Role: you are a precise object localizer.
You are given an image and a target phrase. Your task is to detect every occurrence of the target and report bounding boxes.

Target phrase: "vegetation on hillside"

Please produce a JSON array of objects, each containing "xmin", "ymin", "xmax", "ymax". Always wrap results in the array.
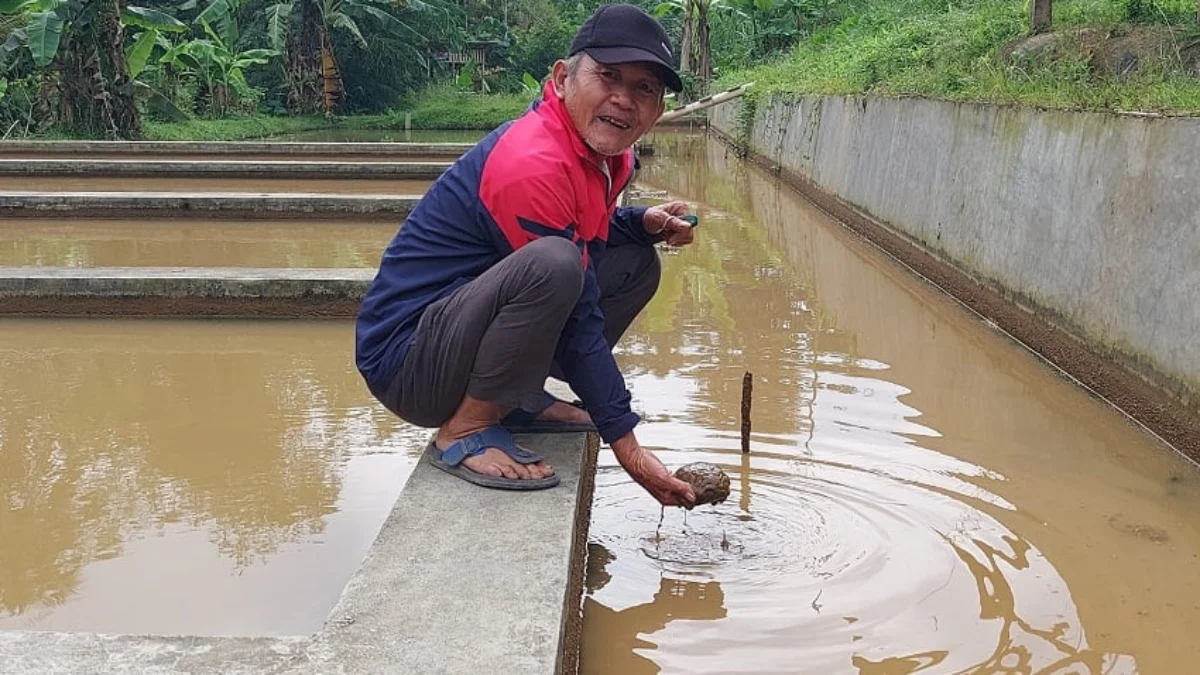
[
  {"xmin": 0, "ymin": 0, "xmax": 628, "ymax": 138},
  {"xmin": 719, "ymin": 0, "xmax": 1200, "ymax": 114},
  {"xmin": 1, "ymin": 0, "xmax": 1198, "ymax": 140}
]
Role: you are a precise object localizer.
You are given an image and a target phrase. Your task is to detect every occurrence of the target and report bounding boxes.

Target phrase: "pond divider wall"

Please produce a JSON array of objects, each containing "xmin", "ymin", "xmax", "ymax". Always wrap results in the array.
[{"xmin": 710, "ymin": 95, "xmax": 1200, "ymax": 458}]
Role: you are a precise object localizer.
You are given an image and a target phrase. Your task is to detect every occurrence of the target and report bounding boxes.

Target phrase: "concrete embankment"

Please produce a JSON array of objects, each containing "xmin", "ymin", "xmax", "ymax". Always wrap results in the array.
[
  {"xmin": 0, "ymin": 159, "xmax": 453, "ymax": 179},
  {"xmin": 0, "ymin": 432, "xmax": 598, "ymax": 675},
  {"xmin": 710, "ymin": 95, "xmax": 1200, "ymax": 456},
  {"xmin": 0, "ymin": 192, "xmax": 419, "ymax": 220},
  {"xmin": 0, "ymin": 267, "xmax": 372, "ymax": 317},
  {"xmin": 0, "ymin": 140, "xmax": 472, "ymax": 160}
]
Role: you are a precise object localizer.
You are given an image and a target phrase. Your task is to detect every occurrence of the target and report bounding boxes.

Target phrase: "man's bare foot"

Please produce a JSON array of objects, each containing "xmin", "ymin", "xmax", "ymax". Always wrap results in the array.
[
  {"xmin": 536, "ymin": 400, "xmax": 592, "ymax": 425},
  {"xmin": 434, "ymin": 430, "xmax": 555, "ymax": 480}
]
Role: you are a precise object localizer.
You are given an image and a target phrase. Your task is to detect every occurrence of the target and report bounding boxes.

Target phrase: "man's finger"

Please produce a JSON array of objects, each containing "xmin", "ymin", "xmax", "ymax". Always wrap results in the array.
[{"xmin": 664, "ymin": 201, "xmax": 689, "ymax": 216}]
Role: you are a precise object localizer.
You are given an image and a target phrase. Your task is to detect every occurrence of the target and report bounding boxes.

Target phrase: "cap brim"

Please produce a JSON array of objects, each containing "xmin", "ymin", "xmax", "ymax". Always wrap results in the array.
[{"xmin": 583, "ymin": 46, "xmax": 683, "ymax": 93}]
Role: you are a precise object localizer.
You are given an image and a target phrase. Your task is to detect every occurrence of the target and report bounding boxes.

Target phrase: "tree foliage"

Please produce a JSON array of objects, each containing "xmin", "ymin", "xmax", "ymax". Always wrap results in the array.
[{"xmin": 2, "ymin": 0, "xmax": 1196, "ymax": 136}]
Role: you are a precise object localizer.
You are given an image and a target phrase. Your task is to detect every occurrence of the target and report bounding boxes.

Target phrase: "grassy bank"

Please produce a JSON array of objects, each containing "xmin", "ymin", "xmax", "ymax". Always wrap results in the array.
[
  {"xmin": 390, "ymin": 86, "xmax": 534, "ymax": 129},
  {"xmin": 133, "ymin": 87, "xmax": 530, "ymax": 141},
  {"xmin": 720, "ymin": 0, "xmax": 1200, "ymax": 115},
  {"xmin": 141, "ymin": 115, "xmax": 343, "ymax": 141}
]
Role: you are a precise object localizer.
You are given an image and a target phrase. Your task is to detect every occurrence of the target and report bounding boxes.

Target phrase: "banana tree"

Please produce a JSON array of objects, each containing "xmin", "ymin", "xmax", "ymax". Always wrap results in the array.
[
  {"xmin": 266, "ymin": 0, "xmax": 430, "ymax": 115},
  {"xmin": 0, "ymin": 0, "xmax": 184, "ymax": 137},
  {"xmin": 655, "ymin": 0, "xmax": 732, "ymax": 94},
  {"xmin": 158, "ymin": 19, "xmax": 277, "ymax": 116}
]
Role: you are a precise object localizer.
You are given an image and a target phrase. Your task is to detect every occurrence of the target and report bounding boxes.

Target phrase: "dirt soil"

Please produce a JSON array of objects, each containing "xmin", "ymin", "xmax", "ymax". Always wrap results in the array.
[
  {"xmin": 1003, "ymin": 26, "xmax": 1200, "ymax": 79},
  {"xmin": 675, "ymin": 462, "xmax": 732, "ymax": 505}
]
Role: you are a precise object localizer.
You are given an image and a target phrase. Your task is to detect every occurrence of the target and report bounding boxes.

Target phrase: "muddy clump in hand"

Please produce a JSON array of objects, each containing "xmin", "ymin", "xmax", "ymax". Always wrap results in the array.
[{"xmin": 674, "ymin": 462, "xmax": 731, "ymax": 506}]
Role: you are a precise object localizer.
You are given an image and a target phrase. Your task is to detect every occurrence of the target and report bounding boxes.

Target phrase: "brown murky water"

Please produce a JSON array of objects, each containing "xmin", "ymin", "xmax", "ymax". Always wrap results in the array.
[
  {"xmin": 0, "ymin": 319, "xmax": 424, "ymax": 636},
  {"xmin": 580, "ymin": 133, "xmax": 1200, "ymax": 674},
  {"xmin": 0, "ymin": 176, "xmax": 430, "ymax": 194},
  {"xmin": 0, "ymin": 218, "xmax": 392, "ymax": 268}
]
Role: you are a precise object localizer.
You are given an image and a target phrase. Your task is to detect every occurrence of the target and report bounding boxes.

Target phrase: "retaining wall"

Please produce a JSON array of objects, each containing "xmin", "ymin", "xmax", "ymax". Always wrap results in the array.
[{"xmin": 711, "ymin": 95, "xmax": 1200, "ymax": 421}]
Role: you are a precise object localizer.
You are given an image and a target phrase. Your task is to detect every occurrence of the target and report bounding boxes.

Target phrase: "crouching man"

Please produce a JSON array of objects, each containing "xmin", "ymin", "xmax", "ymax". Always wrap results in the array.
[{"xmin": 356, "ymin": 4, "xmax": 698, "ymax": 507}]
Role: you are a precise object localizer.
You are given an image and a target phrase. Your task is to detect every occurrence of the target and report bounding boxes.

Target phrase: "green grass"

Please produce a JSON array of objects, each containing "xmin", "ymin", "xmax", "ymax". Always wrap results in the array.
[
  {"xmin": 141, "ymin": 114, "xmax": 340, "ymax": 141},
  {"xmin": 390, "ymin": 85, "xmax": 536, "ymax": 129},
  {"xmin": 14, "ymin": 84, "xmax": 532, "ymax": 141},
  {"xmin": 718, "ymin": 0, "xmax": 1200, "ymax": 115}
]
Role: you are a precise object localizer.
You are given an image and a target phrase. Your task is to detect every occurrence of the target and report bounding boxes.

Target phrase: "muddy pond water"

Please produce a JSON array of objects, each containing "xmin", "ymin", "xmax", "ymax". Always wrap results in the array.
[
  {"xmin": 1, "ymin": 130, "xmax": 1197, "ymax": 671},
  {"xmin": 0, "ymin": 320, "xmax": 425, "ymax": 636},
  {"xmin": 0, "ymin": 218, "xmax": 390, "ymax": 268},
  {"xmin": 579, "ymin": 133, "xmax": 1200, "ymax": 674}
]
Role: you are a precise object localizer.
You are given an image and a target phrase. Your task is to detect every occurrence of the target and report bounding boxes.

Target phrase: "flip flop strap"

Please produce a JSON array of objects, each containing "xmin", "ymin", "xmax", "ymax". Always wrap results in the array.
[{"xmin": 438, "ymin": 425, "xmax": 544, "ymax": 466}]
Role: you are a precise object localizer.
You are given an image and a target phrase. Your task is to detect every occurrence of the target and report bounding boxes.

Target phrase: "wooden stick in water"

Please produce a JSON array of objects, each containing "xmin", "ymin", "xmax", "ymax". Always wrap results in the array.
[{"xmin": 741, "ymin": 371, "xmax": 753, "ymax": 453}]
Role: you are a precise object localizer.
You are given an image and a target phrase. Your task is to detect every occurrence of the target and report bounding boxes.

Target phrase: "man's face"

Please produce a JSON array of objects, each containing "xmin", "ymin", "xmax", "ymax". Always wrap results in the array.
[{"xmin": 552, "ymin": 53, "xmax": 667, "ymax": 157}]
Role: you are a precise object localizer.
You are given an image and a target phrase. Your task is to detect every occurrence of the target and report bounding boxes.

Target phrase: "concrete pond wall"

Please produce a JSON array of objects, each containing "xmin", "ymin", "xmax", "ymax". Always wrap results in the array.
[{"xmin": 710, "ymin": 94, "xmax": 1200, "ymax": 427}]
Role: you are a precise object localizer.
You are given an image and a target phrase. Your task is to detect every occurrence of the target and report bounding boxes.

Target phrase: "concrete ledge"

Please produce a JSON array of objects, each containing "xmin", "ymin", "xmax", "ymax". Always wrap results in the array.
[
  {"xmin": 0, "ymin": 267, "xmax": 372, "ymax": 317},
  {"xmin": 0, "ymin": 192, "xmax": 420, "ymax": 220},
  {"xmin": 0, "ymin": 140, "xmax": 473, "ymax": 158},
  {"xmin": 709, "ymin": 105, "xmax": 1200, "ymax": 458},
  {"xmin": 0, "ymin": 432, "xmax": 598, "ymax": 675},
  {"xmin": 0, "ymin": 159, "xmax": 454, "ymax": 179}
]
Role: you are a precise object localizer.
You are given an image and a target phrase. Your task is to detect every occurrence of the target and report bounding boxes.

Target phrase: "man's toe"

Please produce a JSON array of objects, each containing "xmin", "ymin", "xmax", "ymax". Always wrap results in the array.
[{"xmin": 511, "ymin": 460, "xmax": 534, "ymax": 480}]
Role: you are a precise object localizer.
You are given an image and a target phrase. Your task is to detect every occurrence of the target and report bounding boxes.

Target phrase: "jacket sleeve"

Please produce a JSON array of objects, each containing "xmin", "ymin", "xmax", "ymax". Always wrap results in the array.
[
  {"xmin": 481, "ymin": 164, "xmax": 641, "ymax": 443},
  {"xmin": 608, "ymin": 205, "xmax": 659, "ymax": 248}
]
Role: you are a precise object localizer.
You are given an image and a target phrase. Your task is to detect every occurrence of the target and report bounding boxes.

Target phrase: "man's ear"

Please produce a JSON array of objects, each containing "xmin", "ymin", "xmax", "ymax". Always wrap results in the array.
[{"xmin": 551, "ymin": 60, "xmax": 569, "ymax": 99}]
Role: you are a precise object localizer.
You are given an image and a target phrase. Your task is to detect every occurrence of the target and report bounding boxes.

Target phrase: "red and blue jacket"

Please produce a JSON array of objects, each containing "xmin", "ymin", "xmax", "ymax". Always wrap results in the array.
[{"xmin": 355, "ymin": 81, "xmax": 656, "ymax": 443}]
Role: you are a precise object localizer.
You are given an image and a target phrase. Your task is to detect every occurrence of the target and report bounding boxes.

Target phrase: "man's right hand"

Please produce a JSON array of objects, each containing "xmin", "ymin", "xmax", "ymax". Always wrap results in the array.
[{"xmin": 612, "ymin": 433, "xmax": 697, "ymax": 508}]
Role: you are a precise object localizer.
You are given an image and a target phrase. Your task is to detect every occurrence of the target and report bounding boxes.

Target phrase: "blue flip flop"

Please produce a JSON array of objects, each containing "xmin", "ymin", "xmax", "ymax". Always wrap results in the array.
[
  {"xmin": 501, "ymin": 396, "xmax": 596, "ymax": 434},
  {"xmin": 425, "ymin": 425, "xmax": 560, "ymax": 490}
]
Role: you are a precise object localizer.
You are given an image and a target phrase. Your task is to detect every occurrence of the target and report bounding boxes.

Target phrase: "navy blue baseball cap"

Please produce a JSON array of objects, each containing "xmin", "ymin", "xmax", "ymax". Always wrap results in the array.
[{"xmin": 569, "ymin": 3, "xmax": 683, "ymax": 93}]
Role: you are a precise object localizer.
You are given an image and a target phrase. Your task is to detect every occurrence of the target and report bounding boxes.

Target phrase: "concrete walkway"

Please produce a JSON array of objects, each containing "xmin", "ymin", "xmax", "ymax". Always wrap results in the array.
[
  {"xmin": 0, "ymin": 192, "xmax": 419, "ymax": 220},
  {"xmin": 0, "ymin": 159, "xmax": 454, "ymax": 179},
  {"xmin": 0, "ymin": 267, "xmax": 373, "ymax": 316},
  {"xmin": 0, "ymin": 140, "xmax": 473, "ymax": 158},
  {"xmin": 0, "ymin": 432, "xmax": 598, "ymax": 675}
]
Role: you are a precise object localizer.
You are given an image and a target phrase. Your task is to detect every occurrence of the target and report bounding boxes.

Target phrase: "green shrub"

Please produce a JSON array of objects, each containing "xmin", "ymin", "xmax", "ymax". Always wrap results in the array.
[{"xmin": 719, "ymin": 0, "xmax": 1200, "ymax": 115}]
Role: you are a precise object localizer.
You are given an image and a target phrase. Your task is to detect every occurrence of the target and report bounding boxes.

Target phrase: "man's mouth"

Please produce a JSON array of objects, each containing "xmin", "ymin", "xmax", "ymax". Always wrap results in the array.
[{"xmin": 598, "ymin": 115, "xmax": 632, "ymax": 130}]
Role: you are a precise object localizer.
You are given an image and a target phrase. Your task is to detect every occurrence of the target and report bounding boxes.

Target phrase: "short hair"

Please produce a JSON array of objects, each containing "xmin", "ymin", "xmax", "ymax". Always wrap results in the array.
[{"xmin": 565, "ymin": 53, "xmax": 586, "ymax": 78}]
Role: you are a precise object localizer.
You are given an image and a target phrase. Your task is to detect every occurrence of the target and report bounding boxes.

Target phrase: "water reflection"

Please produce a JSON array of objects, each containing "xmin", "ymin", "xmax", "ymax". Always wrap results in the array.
[
  {"xmin": 582, "ymin": 543, "xmax": 727, "ymax": 674},
  {"xmin": 581, "ymin": 132, "xmax": 1200, "ymax": 673},
  {"xmin": 0, "ymin": 319, "xmax": 422, "ymax": 635}
]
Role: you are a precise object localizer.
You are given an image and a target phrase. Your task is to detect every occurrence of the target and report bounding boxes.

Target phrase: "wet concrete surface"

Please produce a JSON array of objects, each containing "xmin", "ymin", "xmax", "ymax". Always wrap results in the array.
[
  {"xmin": 0, "ymin": 218, "xmax": 390, "ymax": 268},
  {"xmin": 0, "ymin": 141, "xmax": 471, "ymax": 161},
  {"xmin": 0, "ymin": 267, "xmax": 372, "ymax": 318},
  {"xmin": 0, "ymin": 319, "xmax": 424, "ymax": 636},
  {"xmin": 268, "ymin": 129, "xmax": 489, "ymax": 143},
  {"xmin": 0, "ymin": 176, "xmax": 431, "ymax": 195},
  {"xmin": 578, "ymin": 132, "xmax": 1200, "ymax": 674},
  {"xmin": 0, "ymin": 192, "xmax": 418, "ymax": 220},
  {"xmin": 0, "ymin": 153, "xmax": 459, "ymax": 162},
  {"xmin": 0, "ymin": 160, "xmax": 453, "ymax": 180}
]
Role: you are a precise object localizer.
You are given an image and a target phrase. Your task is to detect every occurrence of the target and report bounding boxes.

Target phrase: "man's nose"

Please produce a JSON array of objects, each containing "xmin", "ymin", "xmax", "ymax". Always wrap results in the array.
[{"xmin": 608, "ymin": 85, "xmax": 636, "ymax": 110}]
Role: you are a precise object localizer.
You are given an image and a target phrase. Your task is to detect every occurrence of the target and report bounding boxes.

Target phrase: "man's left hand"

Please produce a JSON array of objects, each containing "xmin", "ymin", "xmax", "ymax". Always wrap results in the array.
[{"xmin": 643, "ymin": 200, "xmax": 696, "ymax": 247}]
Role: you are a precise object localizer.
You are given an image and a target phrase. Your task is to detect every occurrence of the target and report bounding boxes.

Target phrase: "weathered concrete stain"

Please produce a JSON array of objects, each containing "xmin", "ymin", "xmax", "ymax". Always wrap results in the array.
[{"xmin": 711, "ymin": 95, "xmax": 1200, "ymax": 450}]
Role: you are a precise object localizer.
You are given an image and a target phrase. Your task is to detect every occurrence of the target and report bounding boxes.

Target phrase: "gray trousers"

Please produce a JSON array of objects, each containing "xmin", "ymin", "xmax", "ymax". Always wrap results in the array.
[{"xmin": 381, "ymin": 236, "xmax": 661, "ymax": 428}]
